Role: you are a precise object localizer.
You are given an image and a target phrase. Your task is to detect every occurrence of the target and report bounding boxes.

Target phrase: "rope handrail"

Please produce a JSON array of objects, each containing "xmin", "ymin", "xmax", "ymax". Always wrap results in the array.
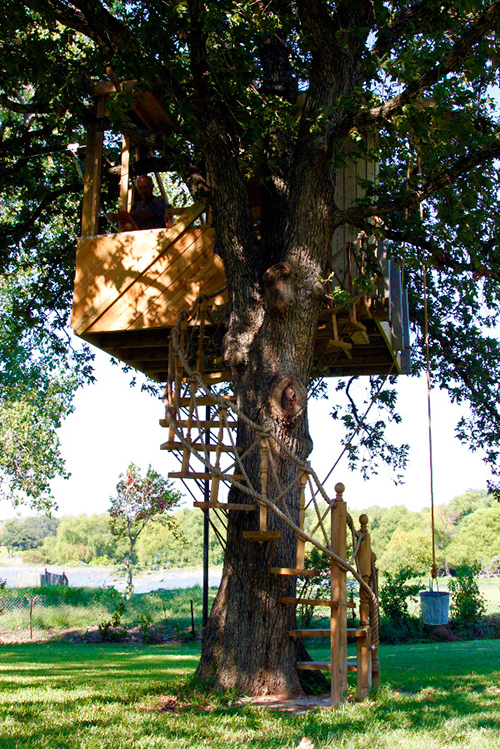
[{"xmin": 164, "ymin": 289, "xmax": 380, "ymax": 647}]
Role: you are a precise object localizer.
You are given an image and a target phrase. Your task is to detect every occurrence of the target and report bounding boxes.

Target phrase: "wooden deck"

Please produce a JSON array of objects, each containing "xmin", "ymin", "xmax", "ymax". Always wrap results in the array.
[{"xmin": 71, "ymin": 202, "xmax": 408, "ymax": 382}]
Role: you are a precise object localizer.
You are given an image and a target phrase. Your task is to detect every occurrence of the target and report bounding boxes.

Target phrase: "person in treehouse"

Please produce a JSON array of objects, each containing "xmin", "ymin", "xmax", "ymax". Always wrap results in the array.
[{"xmin": 107, "ymin": 174, "xmax": 176, "ymax": 231}]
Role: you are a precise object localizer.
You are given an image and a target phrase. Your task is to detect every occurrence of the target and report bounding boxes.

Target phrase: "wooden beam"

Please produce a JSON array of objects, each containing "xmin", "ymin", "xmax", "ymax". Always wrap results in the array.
[
  {"xmin": 243, "ymin": 531, "xmax": 283, "ymax": 542},
  {"xmin": 119, "ymin": 135, "xmax": 132, "ymax": 212},
  {"xmin": 269, "ymin": 567, "xmax": 320, "ymax": 577},
  {"xmin": 81, "ymin": 96, "xmax": 104, "ymax": 237}
]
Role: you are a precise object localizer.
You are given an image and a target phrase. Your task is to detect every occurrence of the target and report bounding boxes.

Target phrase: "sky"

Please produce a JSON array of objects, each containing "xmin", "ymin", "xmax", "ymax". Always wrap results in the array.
[{"xmin": 0, "ymin": 345, "xmax": 492, "ymax": 520}]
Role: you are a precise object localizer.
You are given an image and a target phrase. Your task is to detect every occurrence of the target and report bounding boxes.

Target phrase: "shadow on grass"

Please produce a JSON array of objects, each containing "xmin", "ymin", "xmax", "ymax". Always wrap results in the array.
[{"xmin": 0, "ymin": 639, "xmax": 499, "ymax": 748}]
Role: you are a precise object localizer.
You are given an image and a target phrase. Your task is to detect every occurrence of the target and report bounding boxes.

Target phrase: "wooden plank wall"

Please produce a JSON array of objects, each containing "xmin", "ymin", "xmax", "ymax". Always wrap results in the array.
[
  {"xmin": 71, "ymin": 204, "xmax": 225, "ymax": 337},
  {"xmin": 331, "ymin": 132, "xmax": 378, "ymax": 288}
]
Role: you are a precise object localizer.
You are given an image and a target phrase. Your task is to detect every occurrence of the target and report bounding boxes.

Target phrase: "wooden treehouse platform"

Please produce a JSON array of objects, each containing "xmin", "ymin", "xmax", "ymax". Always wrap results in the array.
[
  {"xmin": 71, "ymin": 201, "xmax": 409, "ymax": 382},
  {"xmin": 71, "ymin": 202, "xmax": 229, "ymax": 382},
  {"xmin": 70, "ymin": 77, "xmax": 410, "ymax": 383}
]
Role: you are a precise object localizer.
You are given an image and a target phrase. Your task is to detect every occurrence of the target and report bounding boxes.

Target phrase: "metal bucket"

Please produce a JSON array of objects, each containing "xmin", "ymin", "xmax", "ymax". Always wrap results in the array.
[{"xmin": 420, "ymin": 590, "xmax": 450, "ymax": 625}]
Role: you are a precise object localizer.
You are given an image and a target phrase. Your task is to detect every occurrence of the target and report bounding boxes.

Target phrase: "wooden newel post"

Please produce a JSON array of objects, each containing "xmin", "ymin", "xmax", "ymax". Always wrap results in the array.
[
  {"xmin": 259, "ymin": 439, "xmax": 268, "ymax": 532},
  {"xmin": 330, "ymin": 482, "xmax": 347, "ymax": 706},
  {"xmin": 370, "ymin": 552, "xmax": 380, "ymax": 690},
  {"xmin": 357, "ymin": 513, "xmax": 373, "ymax": 700}
]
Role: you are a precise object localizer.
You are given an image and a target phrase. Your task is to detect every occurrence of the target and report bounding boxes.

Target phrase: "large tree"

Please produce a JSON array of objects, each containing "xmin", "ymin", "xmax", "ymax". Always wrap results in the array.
[{"xmin": 1, "ymin": 0, "xmax": 500, "ymax": 694}]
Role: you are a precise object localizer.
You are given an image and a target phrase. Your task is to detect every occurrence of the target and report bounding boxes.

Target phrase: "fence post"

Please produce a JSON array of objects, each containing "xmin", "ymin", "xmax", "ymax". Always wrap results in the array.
[
  {"xmin": 330, "ymin": 483, "xmax": 347, "ymax": 706},
  {"xmin": 357, "ymin": 513, "xmax": 373, "ymax": 700}
]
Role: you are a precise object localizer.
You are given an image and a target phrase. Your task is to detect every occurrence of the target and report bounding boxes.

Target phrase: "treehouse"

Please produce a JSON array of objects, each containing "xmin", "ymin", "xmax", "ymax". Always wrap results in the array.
[{"xmin": 71, "ymin": 81, "xmax": 410, "ymax": 383}]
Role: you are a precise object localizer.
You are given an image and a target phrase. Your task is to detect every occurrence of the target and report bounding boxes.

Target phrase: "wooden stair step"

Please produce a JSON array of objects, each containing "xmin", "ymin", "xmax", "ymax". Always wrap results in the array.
[
  {"xmin": 194, "ymin": 501, "xmax": 255, "ymax": 512},
  {"xmin": 269, "ymin": 567, "xmax": 320, "ymax": 577},
  {"xmin": 289, "ymin": 629, "xmax": 330, "ymax": 638},
  {"xmin": 168, "ymin": 472, "xmax": 246, "ymax": 480},
  {"xmin": 340, "ymin": 318, "xmax": 367, "ymax": 332},
  {"xmin": 159, "ymin": 419, "xmax": 237, "ymax": 428},
  {"xmin": 279, "ymin": 597, "xmax": 356, "ymax": 608},
  {"xmin": 175, "ymin": 396, "xmax": 235, "ymax": 407},
  {"xmin": 161, "ymin": 442, "xmax": 241, "ymax": 452},
  {"xmin": 296, "ymin": 661, "xmax": 358, "ymax": 672},
  {"xmin": 289, "ymin": 626, "xmax": 370, "ymax": 638},
  {"xmin": 328, "ymin": 338, "xmax": 352, "ymax": 349},
  {"xmin": 242, "ymin": 531, "xmax": 283, "ymax": 542}
]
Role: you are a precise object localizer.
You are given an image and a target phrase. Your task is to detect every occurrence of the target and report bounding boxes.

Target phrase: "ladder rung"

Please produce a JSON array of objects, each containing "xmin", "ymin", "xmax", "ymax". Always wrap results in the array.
[
  {"xmin": 289, "ymin": 629, "xmax": 330, "ymax": 638},
  {"xmin": 296, "ymin": 661, "xmax": 358, "ymax": 672},
  {"xmin": 279, "ymin": 597, "xmax": 339, "ymax": 608},
  {"xmin": 289, "ymin": 627, "xmax": 370, "ymax": 639},
  {"xmin": 269, "ymin": 568, "xmax": 320, "ymax": 577},
  {"xmin": 279, "ymin": 597, "xmax": 356, "ymax": 608},
  {"xmin": 242, "ymin": 531, "xmax": 283, "ymax": 542},
  {"xmin": 168, "ymin": 472, "xmax": 246, "ymax": 481},
  {"xmin": 175, "ymin": 396, "xmax": 235, "ymax": 407},
  {"xmin": 194, "ymin": 501, "xmax": 256, "ymax": 512},
  {"xmin": 161, "ymin": 442, "xmax": 241, "ymax": 452},
  {"xmin": 159, "ymin": 419, "xmax": 237, "ymax": 429}
]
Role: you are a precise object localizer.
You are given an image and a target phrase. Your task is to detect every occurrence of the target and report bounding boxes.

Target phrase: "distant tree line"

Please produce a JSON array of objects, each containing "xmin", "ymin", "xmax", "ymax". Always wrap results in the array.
[
  {"xmin": 0, "ymin": 489, "xmax": 497, "ymax": 575},
  {"xmin": 0, "ymin": 506, "xmax": 225, "ymax": 569}
]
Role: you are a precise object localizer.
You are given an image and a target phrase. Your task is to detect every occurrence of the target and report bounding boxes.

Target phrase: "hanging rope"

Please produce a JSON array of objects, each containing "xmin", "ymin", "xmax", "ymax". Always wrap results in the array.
[
  {"xmin": 417, "ymin": 137, "xmax": 438, "ymax": 587},
  {"xmin": 422, "ymin": 265, "xmax": 438, "ymax": 583}
]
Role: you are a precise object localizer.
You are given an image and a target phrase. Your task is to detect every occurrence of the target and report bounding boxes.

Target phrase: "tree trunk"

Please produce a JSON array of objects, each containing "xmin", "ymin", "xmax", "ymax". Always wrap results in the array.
[
  {"xmin": 126, "ymin": 540, "xmax": 134, "ymax": 597},
  {"xmin": 196, "ymin": 250, "xmax": 324, "ymax": 696}
]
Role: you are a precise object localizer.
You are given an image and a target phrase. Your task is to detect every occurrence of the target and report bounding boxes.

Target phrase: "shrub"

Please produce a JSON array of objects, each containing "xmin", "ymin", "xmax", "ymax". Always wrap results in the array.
[
  {"xmin": 379, "ymin": 565, "xmax": 423, "ymax": 643},
  {"xmin": 379, "ymin": 566, "xmax": 422, "ymax": 622},
  {"xmin": 449, "ymin": 565, "xmax": 486, "ymax": 630}
]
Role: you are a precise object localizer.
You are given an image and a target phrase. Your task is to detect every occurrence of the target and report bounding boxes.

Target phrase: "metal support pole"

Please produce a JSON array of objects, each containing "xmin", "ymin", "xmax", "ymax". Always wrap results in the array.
[{"xmin": 202, "ymin": 405, "xmax": 210, "ymax": 629}]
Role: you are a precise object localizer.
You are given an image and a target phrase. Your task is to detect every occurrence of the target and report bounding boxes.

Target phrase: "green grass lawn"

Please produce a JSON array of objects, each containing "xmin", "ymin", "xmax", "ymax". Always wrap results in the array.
[{"xmin": 1, "ymin": 639, "xmax": 499, "ymax": 749}]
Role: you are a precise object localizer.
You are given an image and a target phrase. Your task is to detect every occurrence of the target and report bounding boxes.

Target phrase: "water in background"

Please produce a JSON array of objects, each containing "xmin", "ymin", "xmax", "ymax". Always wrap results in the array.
[{"xmin": 0, "ymin": 566, "xmax": 222, "ymax": 594}]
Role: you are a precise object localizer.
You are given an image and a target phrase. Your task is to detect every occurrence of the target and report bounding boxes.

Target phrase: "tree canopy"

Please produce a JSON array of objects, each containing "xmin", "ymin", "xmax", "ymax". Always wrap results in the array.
[{"xmin": 1, "ymin": 0, "xmax": 499, "ymax": 506}]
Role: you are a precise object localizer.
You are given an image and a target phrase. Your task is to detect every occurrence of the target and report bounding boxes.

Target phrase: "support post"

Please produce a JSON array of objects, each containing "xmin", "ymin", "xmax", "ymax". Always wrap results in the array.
[
  {"xmin": 370, "ymin": 552, "xmax": 380, "ymax": 691},
  {"xmin": 357, "ymin": 513, "xmax": 373, "ymax": 700},
  {"xmin": 295, "ymin": 471, "xmax": 307, "ymax": 568},
  {"xmin": 119, "ymin": 135, "xmax": 132, "ymax": 212},
  {"xmin": 259, "ymin": 439, "xmax": 268, "ymax": 532},
  {"xmin": 202, "ymin": 405, "xmax": 210, "ymax": 630},
  {"xmin": 330, "ymin": 482, "xmax": 347, "ymax": 707},
  {"xmin": 81, "ymin": 96, "xmax": 104, "ymax": 237}
]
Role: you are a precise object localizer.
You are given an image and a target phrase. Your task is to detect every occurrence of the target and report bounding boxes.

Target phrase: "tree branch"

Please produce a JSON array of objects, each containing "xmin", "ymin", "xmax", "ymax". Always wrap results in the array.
[
  {"xmin": 45, "ymin": 0, "xmax": 128, "ymax": 54},
  {"xmin": 0, "ymin": 95, "xmax": 51, "ymax": 115},
  {"xmin": 335, "ymin": 136, "xmax": 500, "ymax": 227},
  {"xmin": 0, "ymin": 185, "xmax": 79, "ymax": 240},
  {"xmin": 356, "ymin": 0, "xmax": 500, "ymax": 130},
  {"xmin": 373, "ymin": 0, "xmax": 444, "ymax": 59},
  {"xmin": 0, "ymin": 126, "xmax": 54, "ymax": 156},
  {"xmin": 383, "ymin": 228, "xmax": 500, "ymax": 281}
]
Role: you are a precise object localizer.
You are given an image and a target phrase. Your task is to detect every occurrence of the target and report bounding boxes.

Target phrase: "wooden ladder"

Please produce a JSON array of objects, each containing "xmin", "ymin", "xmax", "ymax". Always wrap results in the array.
[{"xmin": 271, "ymin": 483, "xmax": 379, "ymax": 706}]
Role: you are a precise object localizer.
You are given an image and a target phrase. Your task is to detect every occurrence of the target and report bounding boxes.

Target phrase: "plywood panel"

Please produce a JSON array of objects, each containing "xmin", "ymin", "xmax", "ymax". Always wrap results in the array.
[
  {"xmin": 126, "ymin": 242, "xmax": 224, "ymax": 330},
  {"xmin": 73, "ymin": 202, "xmax": 205, "ymax": 288},
  {"xmin": 72, "ymin": 205, "xmax": 206, "ymax": 334},
  {"xmin": 84, "ymin": 228, "xmax": 209, "ymax": 333}
]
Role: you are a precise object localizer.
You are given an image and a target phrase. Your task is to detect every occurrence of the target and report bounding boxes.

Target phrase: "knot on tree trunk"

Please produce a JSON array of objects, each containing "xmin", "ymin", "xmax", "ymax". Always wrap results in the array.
[
  {"xmin": 263, "ymin": 262, "xmax": 295, "ymax": 312},
  {"xmin": 269, "ymin": 375, "xmax": 306, "ymax": 422}
]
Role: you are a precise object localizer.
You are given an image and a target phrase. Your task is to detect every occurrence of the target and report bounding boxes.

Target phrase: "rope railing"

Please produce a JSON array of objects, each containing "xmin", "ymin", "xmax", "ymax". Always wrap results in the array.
[{"xmin": 163, "ymin": 289, "xmax": 380, "ymax": 648}]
